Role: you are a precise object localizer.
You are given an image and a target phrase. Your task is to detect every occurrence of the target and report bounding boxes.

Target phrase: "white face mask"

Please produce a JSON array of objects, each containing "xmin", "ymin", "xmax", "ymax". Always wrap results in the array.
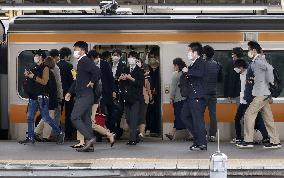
[
  {"xmin": 128, "ymin": 57, "xmax": 136, "ymax": 67},
  {"xmin": 248, "ymin": 51, "xmax": 254, "ymax": 59},
  {"xmin": 188, "ymin": 51, "xmax": 193, "ymax": 61},
  {"xmin": 94, "ymin": 58, "xmax": 100, "ymax": 64},
  {"xmin": 73, "ymin": 51, "xmax": 80, "ymax": 59},
  {"xmin": 112, "ymin": 56, "xmax": 120, "ymax": 63},
  {"xmin": 34, "ymin": 56, "xmax": 40, "ymax": 64},
  {"xmin": 234, "ymin": 67, "xmax": 241, "ymax": 74},
  {"xmin": 136, "ymin": 61, "xmax": 142, "ymax": 68}
]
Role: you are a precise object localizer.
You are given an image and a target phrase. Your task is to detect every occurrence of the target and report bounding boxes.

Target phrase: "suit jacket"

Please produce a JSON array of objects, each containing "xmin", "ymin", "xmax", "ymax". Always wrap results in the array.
[
  {"xmin": 187, "ymin": 57, "xmax": 206, "ymax": 99},
  {"xmin": 119, "ymin": 65, "xmax": 144, "ymax": 104},
  {"xmin": 100, "ymin": 60, "xmax": 115, "ymax": 104},
  {"xmin": 251, "ymin": 55, "xmax": 274, "ymax": 96},
  {"xmin": 111, "ymin": 61, "xmax": 127, "ymax": 93},
  {"xmin": 57, "ymin": 59, "xmax": 74, "ymax": 96}
]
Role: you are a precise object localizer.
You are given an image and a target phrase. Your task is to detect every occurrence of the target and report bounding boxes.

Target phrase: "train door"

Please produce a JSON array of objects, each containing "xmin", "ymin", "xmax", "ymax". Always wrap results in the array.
[
  {"xmin": 90, "ymin": 44, "xmax": 162, "ymax": 138},
  {"xmin": 0, "ymin": 19, "xmax": 8, "ymax": 140}
]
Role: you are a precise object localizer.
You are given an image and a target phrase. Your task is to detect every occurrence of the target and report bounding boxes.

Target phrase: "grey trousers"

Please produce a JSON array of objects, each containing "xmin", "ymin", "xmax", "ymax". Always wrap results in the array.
[
  {"xmin": 125, "ymin": 101, "xmax": 140, "ymax": 142},
  {"xmin": 71, "ymin": 94, "xmax": 94, "ymax": 141},
  {"xmin": 204, "ymin": 95, "xmax": 218, "ymax": 137}
]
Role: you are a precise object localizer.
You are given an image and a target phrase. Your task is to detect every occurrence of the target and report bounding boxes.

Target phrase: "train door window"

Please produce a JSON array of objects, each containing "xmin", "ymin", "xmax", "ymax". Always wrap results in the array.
[
  {"xmin": 17, "ymin": 50, "xmax": 49, "ymax": 99},
  {"xmin": 265, "ymin": 51, "xmax": 284, "ymax": 97}
]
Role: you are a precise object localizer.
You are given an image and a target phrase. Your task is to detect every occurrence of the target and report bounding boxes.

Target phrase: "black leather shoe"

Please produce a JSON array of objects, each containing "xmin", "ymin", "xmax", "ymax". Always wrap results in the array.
[
  {"xmin": 126, "ymin": 141, "xmax": 137, "ymax": 145},
  {"xmin": 19, "ymin": 137, "xmax": 35, "ymax": 144},
  {"xmin": 76, "ymin": 146, "xmax": 94, "ymax": 152},
  {"xmin": 190, "ymin": 144, "xmax": 207, "ymax": 151},
  {"xmin": 70, "ymin": 144, "xmax": 85, "ymax": 148},
  {"xmin": 165, "ymin": 133, "xmax": 174, "ymax": 140},
  {"xmin": 75, "ymin": 138, "xmax": 95, "ymax": 152}
]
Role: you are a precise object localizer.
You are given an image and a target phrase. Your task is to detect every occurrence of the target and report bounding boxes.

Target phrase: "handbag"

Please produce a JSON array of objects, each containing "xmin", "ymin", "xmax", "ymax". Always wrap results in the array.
[{"xmin": 95, "ymin": 106, "xmax": 106, "ymax": 127}]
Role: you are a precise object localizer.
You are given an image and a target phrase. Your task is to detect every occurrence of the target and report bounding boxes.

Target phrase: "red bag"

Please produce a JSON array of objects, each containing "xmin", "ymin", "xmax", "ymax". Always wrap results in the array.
[{"xmin": 95, "ymin": 106, "xmax": 106, "ymax": 127}]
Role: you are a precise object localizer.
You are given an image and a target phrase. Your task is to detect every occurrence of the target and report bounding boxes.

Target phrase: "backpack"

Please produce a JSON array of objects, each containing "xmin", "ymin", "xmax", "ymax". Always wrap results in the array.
[
  {"xmin": 269, "ymin": 68, "xmax": 282, "ymax": 98},
  {"xmin": 179, "ymin": 72, "xmax": 190, "ymax": 97}
]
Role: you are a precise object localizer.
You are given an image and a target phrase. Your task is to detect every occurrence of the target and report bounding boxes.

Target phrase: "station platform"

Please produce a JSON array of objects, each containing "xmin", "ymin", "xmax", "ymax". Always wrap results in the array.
[{"xmin": 1, "ymin": 140, "xmax": 284, "ymax": 177}]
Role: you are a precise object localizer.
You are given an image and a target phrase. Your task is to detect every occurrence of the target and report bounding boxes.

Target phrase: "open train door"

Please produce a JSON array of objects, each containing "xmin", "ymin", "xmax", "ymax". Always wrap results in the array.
[{"xmin": 0, "ymin": 19, "xmax": 8, "ymax": 140}]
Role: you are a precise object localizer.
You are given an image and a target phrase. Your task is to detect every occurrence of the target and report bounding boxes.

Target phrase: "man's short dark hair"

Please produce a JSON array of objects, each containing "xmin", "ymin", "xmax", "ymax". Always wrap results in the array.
[
  {"xmin": 173, "ymin": 57, "xmax": 186, "ymax": 72},
  {"xmin": 112, "ymin": 49, "xmax": 122, "ymax": 56},
  {"xmin": 128, "ymin": 50, "xmax": 139, "ymax": 59},
  {"xmin": 73, "ymin": 41, "xmax": 88, "ymax": 53},
  {"xmin": 248, "ymin": 41, "xmax": 262, "ymax": 54},
  {"xmin": 87, "ymin": 50, "xmax": 100, "ymax": 59},
  {"xmin": 149, "ymin": 46, "xmax": 160, "ymax": 58},
  {"xmin": 203, "ymin": 45, "xmax": 215, "ymax": 59},
  {"xmin": 234, "ymin": 59, "xmax": 248, "ymax": 69},
  {"xmin": 49, "ymin": 49, "xmax": 59, "ymax": 58},
  {"xmin": 188, "ymin": 42, "xmax": 203, "ymax": 56},
  {"xmin": 35, "ymin": 49, "xmax": 47, "ymax": 59},
  {"xmin": 59, "ymin": 47, "xmax": 71, "ymax": 59},
  {"xmin": 232, "ymin": 47, "xmax": 244, "ymax": 58},
  {"xmin": 101, "ymin": 51, "xmax": 111, "ymax": 60}
]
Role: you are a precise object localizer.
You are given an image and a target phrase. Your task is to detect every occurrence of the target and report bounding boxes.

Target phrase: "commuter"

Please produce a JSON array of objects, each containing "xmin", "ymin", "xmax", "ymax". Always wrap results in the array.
[
  {"xmin": 58, "ymin": 47, "xmax": 75, "ymax": 140},
  {"xmin": 165, "ymin": 58, "xmax": 186, "ymax": 140},
  {"xmin": 65, "ymin": 41, "xmax": 100, "ymax": 152},
  {"xmin": 232, "ymin": 59, "xmax": 269, "ymax": 144},
  {"xmin": 146, "ymin": 46, "xmax": 161, "ymax": 137},
  {"xmin": 202, "ymin": 45, "xmax": 222, "ymax": 142},
  {"xmin": 88, "ymin": 50, "xmax": 115, "ymax": 145},
  {"xmin": 111, "ymin": 49, "xmax": 127, "ymax": 139},
  {"xmin": 128, "ymin": 51, "xmax": 152, "ymax": 139},
  {"xmin": 138, "ymin": 63, "xmax": 152, "ymax": 139},
  {"xmin": 19, "ymin": 49, "xmax": 65, "ymax": 144},
  {"xmin": 34, "ymin": 56, "xmax": 59, "ymax": 141},
  {"xmin": 49, "ymin": 49, "xmax": 63, "ymax": 128},
  {"xmin": 224, "ymin": 47, "xmax": 242, "ymax": 103},
  {"xmin": 181, "ymin": 42, "xmax": 207, "ymax": 151},
  {"xmin": 118, "ymin": 54, "xmax": 144, "ymax": 145},
  {"xmin": 237, "ymin": 41, "xmax": 281, "ymax": 149}
]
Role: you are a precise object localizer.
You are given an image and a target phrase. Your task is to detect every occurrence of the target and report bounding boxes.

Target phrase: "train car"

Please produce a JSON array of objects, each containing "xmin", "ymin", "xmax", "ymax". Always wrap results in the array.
[{"xmin": 6, "ymin": 15, "xmax": 284, "ymax": 141}]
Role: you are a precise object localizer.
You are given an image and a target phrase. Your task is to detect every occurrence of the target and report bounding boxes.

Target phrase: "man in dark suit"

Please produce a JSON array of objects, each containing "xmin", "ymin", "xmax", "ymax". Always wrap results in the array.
[
  {"xmin": 65, "ymin": 41, "xmax": 101, "ymax": 152},
  {"xmin": 119, "ymin": 51, "xmax": 144, "ymax": 145},
  {"xmin": 181, "ymin": 42, "xmax": 207, "ymax": 151},
  {"xmin": 111, "ymin": 49, "xmax": 127, "ymax": 138},
  {"xmin": 58, "ymin": 47, "xmax": 75, "ymax": 140}
]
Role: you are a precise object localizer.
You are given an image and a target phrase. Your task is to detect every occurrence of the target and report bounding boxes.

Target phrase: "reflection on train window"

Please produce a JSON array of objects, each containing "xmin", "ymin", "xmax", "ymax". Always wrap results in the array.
[
  {"xmin": 17, "ymin": 50, "xmax": 48, "ymax": 99},
  {"xmin": 215, "ymin": 50, "xmax": 284, "ymax": 98}
]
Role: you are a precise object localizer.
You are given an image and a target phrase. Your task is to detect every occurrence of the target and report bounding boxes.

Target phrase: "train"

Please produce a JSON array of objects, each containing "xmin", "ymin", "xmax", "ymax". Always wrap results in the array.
[{"xmin": 2, "ymin": 15, "xmax": 284, "ymax": 141}]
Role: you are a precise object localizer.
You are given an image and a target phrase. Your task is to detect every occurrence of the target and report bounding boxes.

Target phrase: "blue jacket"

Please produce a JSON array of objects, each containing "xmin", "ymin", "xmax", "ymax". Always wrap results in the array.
[{"xmin": 187, "ymin": 57, "xmax": 206, "ymax": 99}]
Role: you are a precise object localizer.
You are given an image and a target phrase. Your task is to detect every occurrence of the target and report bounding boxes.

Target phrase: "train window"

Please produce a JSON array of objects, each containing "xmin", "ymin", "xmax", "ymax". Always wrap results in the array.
[
  {"xmin": 17, "ymin": 50, "xmax": 49, "ymax": 99},
  {"xmin": 215, "ymin": 50, "xmax": 284, "ymax": 98},
  {"xmin": 265, "ymin": 51, "xmax": 284, "ymax": 97}
]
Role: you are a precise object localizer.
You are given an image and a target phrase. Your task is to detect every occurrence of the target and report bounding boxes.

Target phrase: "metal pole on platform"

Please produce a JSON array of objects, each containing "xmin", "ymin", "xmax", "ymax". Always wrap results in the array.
[{"xmin": 209, "ymin": 129, "xmax": 228, "ymax": 178}]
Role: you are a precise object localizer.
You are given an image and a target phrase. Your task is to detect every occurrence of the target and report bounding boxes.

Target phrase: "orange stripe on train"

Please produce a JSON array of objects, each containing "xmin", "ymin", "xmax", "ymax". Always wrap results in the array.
[
  {"xmin": 10, "ymin": 103, "xmax": 284, "ymax": 123},
  {"xmin": 9, "ymin": 32, "xmax": 243, "ymax": 43}
]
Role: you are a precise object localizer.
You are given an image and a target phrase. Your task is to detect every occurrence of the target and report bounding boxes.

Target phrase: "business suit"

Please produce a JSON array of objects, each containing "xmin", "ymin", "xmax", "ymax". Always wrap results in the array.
[
  {"xmin": 122, "ymin": 65, "xmax": 144, "ymax": 142},
  {"xmin": 181, "ymin": 57, "xmax": 207, "ymax": 146},
  {"xmin": 69, "ymin": 55, "xmax": 101, "ymax": 141},
  {"xmin": 57, "ymin": 59, "xmax": 75, "ymax": 139},
  {"xmin": 243, "ymin": 54, "xmax": 280, "ymax": 144},
  {"xmin": 111, "ymin": 61, "xmax": 127, "ymax": 137}
]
